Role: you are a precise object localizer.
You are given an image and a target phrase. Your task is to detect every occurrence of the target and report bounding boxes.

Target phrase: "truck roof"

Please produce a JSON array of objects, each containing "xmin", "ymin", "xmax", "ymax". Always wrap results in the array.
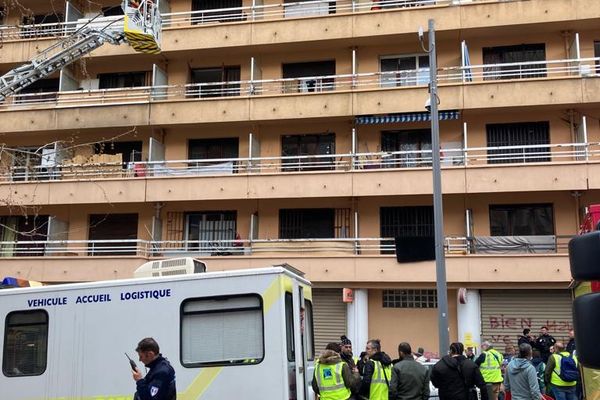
[{"xmin": 0, "ymin": 265, "xmax": 311, "ymax": 296}]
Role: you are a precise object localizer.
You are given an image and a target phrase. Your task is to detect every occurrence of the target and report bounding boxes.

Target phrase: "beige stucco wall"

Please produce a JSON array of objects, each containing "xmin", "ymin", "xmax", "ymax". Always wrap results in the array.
[{"xmin": 368, "ymin": 289, "xmax": 458, "ymax": 356}]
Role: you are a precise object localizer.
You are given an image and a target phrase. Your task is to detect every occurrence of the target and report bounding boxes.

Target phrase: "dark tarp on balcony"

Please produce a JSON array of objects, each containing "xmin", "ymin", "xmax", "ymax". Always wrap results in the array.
[{"xmin": 473, "ymin": 235, "xmax": 556, "ymax": 254}]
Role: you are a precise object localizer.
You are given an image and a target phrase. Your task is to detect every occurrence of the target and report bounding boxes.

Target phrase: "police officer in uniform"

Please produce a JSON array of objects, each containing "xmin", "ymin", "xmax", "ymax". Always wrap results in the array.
[
  {"xmin": 132, "ymin": 337, "xmax": 177, "ymax": 400},
  {"xmin": 475, "ymin": 341, "xmax": 504, "ymax": 400}
]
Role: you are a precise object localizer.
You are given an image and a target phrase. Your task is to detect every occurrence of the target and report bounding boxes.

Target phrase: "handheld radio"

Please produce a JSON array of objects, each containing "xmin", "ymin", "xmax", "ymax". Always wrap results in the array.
[{"xmin": 125, "ymin": 352, "xmax": 138, "ymax": 371}]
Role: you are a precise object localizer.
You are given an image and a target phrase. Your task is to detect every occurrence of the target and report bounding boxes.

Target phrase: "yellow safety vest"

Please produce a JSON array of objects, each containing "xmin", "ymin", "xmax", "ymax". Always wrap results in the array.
[
  {"xmin": 315, "ymin": 361, "xmax": 352, "ymax": 400},
  {"xmin": 550, "ymin": 352, "xmax": 578, "ymax": 387},
  {"xmin": 369, "ymin": 360, "xmax": 392, "ymax": 400},
  {"xmin": 480, "ymin": 349, "xmax": 503, "ymax": 383}
]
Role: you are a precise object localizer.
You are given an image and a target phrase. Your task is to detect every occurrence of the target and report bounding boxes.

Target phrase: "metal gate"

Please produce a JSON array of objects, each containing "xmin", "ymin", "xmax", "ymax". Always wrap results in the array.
[
  {"xmin": 480, "ymin": 289, "xmax": 572, "ymax": 349},
  {"xmin": 312, "ymin": 288, "xmax": 347, "ymax": 353}
]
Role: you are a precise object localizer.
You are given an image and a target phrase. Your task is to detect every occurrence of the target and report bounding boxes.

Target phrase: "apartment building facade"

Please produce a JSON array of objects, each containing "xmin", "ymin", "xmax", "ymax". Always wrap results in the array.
[{"xmin": 0, "ymin": 0, "xmax": 598, "ymax": 355}]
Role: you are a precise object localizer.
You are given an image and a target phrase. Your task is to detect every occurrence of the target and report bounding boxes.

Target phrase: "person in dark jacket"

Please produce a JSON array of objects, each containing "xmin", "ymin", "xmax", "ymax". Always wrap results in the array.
[
  {"xmin": 431, "ymin": 342, "xmax": 489, "ymax": 400},
  {"xmin": 530, "ymin": 349, "xmax": 546, "ymax": 395},
  {"xmin": 518, "ymin": 329, "xmax": 535, "ymax": 348},
  {"xmin": 358, "ymin": 339, "xmax": 393, "ymax": 398},
  {"xmin": 389, "ymin": 342, "xmax": 430, "ymax": 400},
  {"xmin": 132, "ymin": 337, "xmax": 176, "ymax": 400},
  {"xmin": 566, "ymin": 330, "xmax": 576, "ymax": 355},
  {"xmin": 534, "ymin": 326, "xmax": 556, "ymax": 363}
]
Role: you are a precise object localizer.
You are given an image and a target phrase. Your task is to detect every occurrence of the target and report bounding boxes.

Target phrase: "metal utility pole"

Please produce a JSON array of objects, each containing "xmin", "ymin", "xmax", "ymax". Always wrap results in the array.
[{"xmin": 426, "ymin": 18, "xmax": 450, "ymax": 357}]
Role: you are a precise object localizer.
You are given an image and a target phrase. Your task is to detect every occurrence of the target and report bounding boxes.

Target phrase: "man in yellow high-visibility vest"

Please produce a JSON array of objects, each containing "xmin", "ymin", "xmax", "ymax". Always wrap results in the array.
[
  {"xmin": 475, "ymin": 341, "xmax": 504, "ymax": 400},
  {"xmin": 313, "ymin": 342, "xmax": 360, "ymax": 400},
  {"xmin": 359, "ymin": 339, "xmax": 393, "ymax": 400},
  {"xmin": 544, "ymin": 342, "xmax": 579, "ymax": 400}
]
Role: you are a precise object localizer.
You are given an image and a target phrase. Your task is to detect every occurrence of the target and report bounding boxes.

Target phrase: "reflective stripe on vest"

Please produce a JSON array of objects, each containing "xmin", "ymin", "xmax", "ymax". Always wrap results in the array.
[
  {"xmin": 315, "ymin": 361, "xmax": 351, "ymax": 400},
  {"xmin": 550, "ymin": 352, "xmax": 578, "ymax": 387},
  {"xmin": 370, "ymin": 360, "xmax": 392, "ymax": 400},
  {"xmin": 480, "ymin": 349, "xmax": 503, "ymax": 383}
]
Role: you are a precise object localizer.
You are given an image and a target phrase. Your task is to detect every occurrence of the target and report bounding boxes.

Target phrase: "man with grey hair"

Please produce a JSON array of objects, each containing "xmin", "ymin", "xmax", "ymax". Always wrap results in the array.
[
  {"xmin": 475, "ymin": 341, "xmax": 504, "ymax": 400},
  {"xmin": 504, "ymin": 343, "xmax": 543, "ymax": 400}
]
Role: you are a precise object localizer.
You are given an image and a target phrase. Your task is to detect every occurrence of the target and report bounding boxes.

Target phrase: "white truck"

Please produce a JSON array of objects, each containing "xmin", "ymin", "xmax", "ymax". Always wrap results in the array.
[{"xmin": 0, "ymin": 259, "xmax": 315, "ymax": 399}]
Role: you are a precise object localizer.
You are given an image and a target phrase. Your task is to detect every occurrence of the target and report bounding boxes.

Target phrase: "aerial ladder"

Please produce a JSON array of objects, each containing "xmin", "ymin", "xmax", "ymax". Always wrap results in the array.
[{"xmin": 0, "ymin": 0, "xmax": 162, "ymax": 103}]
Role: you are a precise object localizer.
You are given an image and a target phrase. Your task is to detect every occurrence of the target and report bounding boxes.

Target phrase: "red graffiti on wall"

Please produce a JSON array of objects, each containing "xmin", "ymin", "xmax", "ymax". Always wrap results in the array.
[{"xmin": 488, "ymin": 315, "xmax": 572, "ymax": 332}]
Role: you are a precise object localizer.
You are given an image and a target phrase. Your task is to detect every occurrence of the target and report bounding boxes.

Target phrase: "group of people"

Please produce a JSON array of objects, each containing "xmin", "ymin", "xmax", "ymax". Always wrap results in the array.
[
  {"xmin": 501, "ymin": 328, "xmax": 580, "ymax": 400},
  {"xmin": 313, "ymin": 328, "xmax": 581, "ymax": 400},
  {"xmin": 313, "ymin": 336, "xmax": 431, "ymax": 400}
]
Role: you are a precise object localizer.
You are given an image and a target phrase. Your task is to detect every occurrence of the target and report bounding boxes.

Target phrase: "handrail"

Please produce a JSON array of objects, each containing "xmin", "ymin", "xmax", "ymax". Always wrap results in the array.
[
  {"xmin": 0, "ymin": 234, "xmax": 573, "ymax": 258},
  {"xmin": 0, "ymin": 57, "xmax": 597, "ymax": 110},
  {"xmin": 0, "ymin": 0, "xmax": 519, "ymax": 40},
  {"xmin": 2, "ymin": 141, "xmax": 599, "ymax": 182}
]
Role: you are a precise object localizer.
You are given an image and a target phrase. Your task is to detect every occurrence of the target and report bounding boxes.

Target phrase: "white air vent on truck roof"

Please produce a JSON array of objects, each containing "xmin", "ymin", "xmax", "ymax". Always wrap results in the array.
[{"xmin": 134, "ymin": 258, "xmax": 207, "ymax": 278}]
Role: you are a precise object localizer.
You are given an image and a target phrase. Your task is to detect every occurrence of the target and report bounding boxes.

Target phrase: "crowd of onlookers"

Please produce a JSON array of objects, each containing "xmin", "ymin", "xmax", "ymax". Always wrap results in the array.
[{"xmin": 312, "ymin": 327, "xmax": 580, "ymax": 400}]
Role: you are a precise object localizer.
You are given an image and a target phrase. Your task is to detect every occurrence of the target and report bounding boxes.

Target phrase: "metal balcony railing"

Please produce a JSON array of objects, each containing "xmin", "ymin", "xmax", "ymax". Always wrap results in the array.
[
  {"xmin": 0, "ymin": 57, "xmax": 597, "ymax": 110},
  {"xmin": 0, "ymin": 0, "xmax": 525, "ymax": 40},
  {"xmin": 1, "ymin": 142, "xmax": 598, "ymax": 183},
  {"xmin": 0, "ymin": 235, "xmax": 573, "ymax": 258}
]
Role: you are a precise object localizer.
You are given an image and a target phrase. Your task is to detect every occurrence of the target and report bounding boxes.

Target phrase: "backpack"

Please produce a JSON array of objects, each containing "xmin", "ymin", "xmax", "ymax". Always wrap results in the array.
[{"xmin": 556, "ymin": 354, "xmax": 579, "ymax": 382}]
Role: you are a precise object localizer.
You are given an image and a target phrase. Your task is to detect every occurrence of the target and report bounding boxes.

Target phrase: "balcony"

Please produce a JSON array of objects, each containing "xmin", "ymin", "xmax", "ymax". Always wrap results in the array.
[
  {"xmin": 0, "ymin": 140, "xmax": 597, "ymax": 204},
  {"xmin": 0, "ymin": 236, "xmax": 573, "ymax": 283},
  {"xmin": 0, "ymin": 57, "xmax": 599, "ymax": 133},
  {"xmin": 0, "ymin": 0, "xmax": 595, "ymax": 59}
]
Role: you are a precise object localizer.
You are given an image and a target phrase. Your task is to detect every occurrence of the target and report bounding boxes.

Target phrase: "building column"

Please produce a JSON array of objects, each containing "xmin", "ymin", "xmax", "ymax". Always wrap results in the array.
[
  {"xmin": 347, "ymin": 289, "xmax": 369, "ymax": 350},
  {"xmin": 457, "ymin": 289, "xmax": 481, "ymax": 353}
]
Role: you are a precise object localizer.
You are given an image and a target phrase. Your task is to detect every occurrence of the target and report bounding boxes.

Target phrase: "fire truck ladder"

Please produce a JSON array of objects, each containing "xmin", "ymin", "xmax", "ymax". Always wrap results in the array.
[{"xmin": 0, "ymin": 0, "xmax": 161, "ymax": 103}]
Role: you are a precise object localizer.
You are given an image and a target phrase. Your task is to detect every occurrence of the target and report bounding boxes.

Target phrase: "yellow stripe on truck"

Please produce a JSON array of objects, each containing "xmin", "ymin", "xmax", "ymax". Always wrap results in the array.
[
  {"xmin": 39, "ymin": 275, "xmax": 285, "ymax": 400},
  {"xmin": 179, "ymin": 275, "xmax": 284, "ymax": 399}
]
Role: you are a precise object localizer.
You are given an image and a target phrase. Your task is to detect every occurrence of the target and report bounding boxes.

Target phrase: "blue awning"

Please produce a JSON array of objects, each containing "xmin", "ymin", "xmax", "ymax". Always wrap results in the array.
[{"xmin": 355, "ymin": 110, "xmax": 460, "ymax": 125}]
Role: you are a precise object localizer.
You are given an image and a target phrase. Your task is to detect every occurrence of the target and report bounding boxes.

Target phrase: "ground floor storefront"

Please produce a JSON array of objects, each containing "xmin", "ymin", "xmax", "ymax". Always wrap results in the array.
[{"xmin": 312, "ymin": 287, "xmax": 572, "ymax": 358}]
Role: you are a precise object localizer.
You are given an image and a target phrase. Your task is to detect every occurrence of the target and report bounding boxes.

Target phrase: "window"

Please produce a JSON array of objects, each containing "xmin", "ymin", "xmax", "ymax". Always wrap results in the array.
[
  {"xmin": 483, "ymin": 44, "xmax": 546, "ymax": 80},
  {"xmin": 94, "ymin": 141, "xmax": 143, "ymax": 165},
  {"xmin": 14, "ymin": 78, "xmax": 59, "ymax": 104},
  {"xmin": 3, "ymin": 310, "xmax": 49, "ymax": 377},
  {"xmin": 285, "ymin": 294, "xmax": 315, "ymax": 362},
  {"xmin": 191, "ymin": 0, "xmax": 244, "ymax": 23},
  {"xmin": 280, "ymin": 209, "xmax": 335, "ymax": 239},
  {"xmin": 486, "ymin": 121, "xmax": 550, "ymax": 164},
  {"xmin": 102, "ymin": 5, "xmax": 124, "ymax": 16},
  {"xmin": 188, "ymin": 138, "xmax": 239, "ymax": 161},
  {"xmin": 181, "ymin": 295, "xmax": 264, "ymax": 366},
  {"xmin": 9, "ymin": 147, "xmax": 45, "ymax": 181},
  {"xmin": 281, "ymin": 133, "xmax": 335, "ymax": 171},
  {"xmin": 0, "ymin": 7, "xmax": 5, "ymax": 25},
  {"xmin": 88, "ymin": 214, "xmax": 138, "ymax": 255},
  {"xmin": 383, "ymin": 289, "xmax": 437, "ymax": 308},
  {"xmin": 21, "ymin": 13, "xmax": 64, "ymax": 38},
  {"xmin": 282, "ymin": 61, "xmax": 336, "ymax": 93},
  {"xmin": 185, "ymin": 211, "xmax": 237, "ymax": 254},
  {"xmin": 283, "ymin": 0, "xmax": 334, "ymax": 18},
  {"xmin": 489, "ymin": 204, "xmax": 554, "ymax": 236},
  {"xmin": 189, "ymin": 66, "xmax": 241, "ymax": 98},
  {"xmin": 380, "ymin": 55, "xmax": 429, "ymax": 87},
  {"xmin": 0, "ymin": 215, "xmax": 49, "ymax": 257},
  {"xmin": 380, "ymin": 206, "xmax": 433, "ymax": 254},
  {"xmin": 381, "ymin": 130, "xmax": 432, "ymax": 168},
  {"xmin": 98, "ymin": 72, "xmax": 147, "ymax": 89}
]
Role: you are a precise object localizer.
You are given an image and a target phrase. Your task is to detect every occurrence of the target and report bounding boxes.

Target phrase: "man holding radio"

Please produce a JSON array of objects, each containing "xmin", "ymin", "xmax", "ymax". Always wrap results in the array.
[{"xmin": 131, "ymin": 337, "xmax": 177, "ymax": 400}]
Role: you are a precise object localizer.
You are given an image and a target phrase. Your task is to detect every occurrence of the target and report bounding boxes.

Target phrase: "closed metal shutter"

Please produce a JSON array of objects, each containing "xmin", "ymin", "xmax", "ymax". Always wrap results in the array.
[
  {"xmin": 313, "ymin": 288, "xmax": 347, "ymax": 353},
  {"xmin": 481, "ymin": 289, "xmax": 572, "ymax": 349}
]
